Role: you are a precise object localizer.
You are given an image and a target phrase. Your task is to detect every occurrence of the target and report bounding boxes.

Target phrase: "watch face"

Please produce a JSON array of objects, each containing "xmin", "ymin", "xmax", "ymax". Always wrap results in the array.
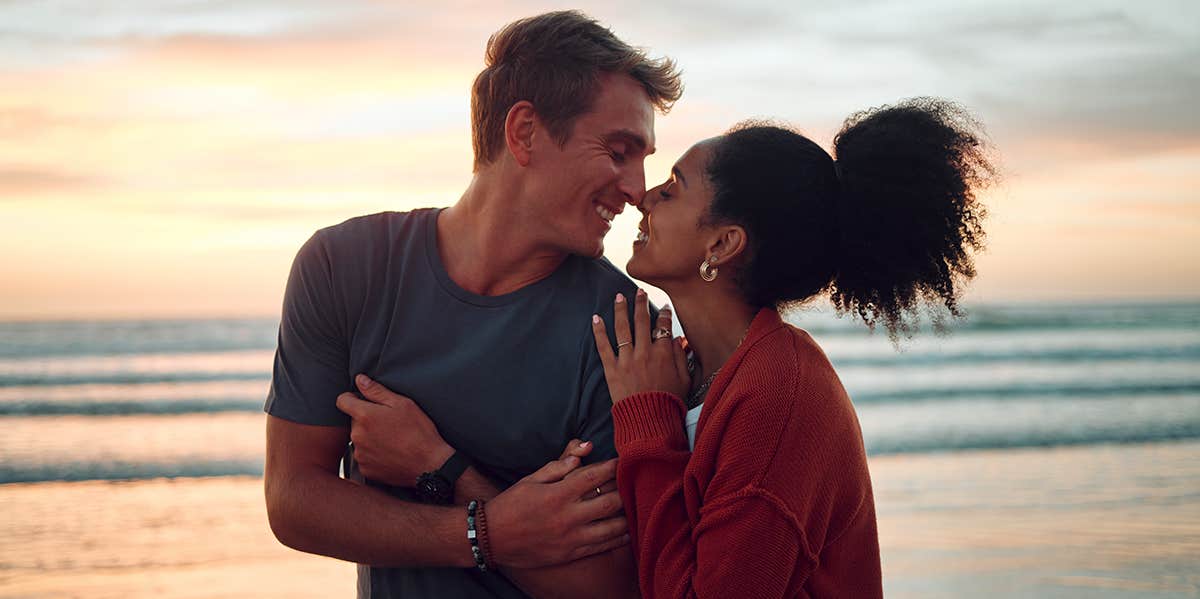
[{"xmin": 416, "ymin": 472, "xmax": 451, "ymax": 504}]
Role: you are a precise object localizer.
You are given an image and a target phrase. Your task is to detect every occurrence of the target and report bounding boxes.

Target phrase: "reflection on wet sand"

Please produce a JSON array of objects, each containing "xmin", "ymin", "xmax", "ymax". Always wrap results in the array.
[{"xmin": 3, "ymin": 441, "xmax": 1196, "ymax": 598}]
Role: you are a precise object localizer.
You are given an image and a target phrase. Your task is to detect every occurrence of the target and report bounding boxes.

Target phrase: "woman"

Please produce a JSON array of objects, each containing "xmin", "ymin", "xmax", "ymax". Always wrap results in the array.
[{"xmin": 590, "ymin": 98, "xmax": 993, "ymax": 598}]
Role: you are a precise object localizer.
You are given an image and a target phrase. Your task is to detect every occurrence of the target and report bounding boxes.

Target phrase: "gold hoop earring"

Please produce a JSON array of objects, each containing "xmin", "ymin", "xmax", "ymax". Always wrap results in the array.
[{"xmin": 699, "ymin": 256, "xmax": 719, "ymax": 282}]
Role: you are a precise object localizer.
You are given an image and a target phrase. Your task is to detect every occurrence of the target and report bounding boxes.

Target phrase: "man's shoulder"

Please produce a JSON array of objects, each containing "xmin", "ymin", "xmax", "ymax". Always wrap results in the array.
[
  {"xmin": 314, "ymin": 208, "xmax": 432, "ymax": 249},
  {"xmin": 561, "ymin": 255, "xmax": 639, "ymax": 294}
]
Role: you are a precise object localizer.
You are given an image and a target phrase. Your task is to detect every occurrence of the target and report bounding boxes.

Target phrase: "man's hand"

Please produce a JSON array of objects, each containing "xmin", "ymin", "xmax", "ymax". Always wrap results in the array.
[
  {"xmin": 486, "ymin": 455, "xmax": 628, "ymax": 569},
  {"xmin": 335, "ymin": 373, "xmax": 453, "ymax": 487}
]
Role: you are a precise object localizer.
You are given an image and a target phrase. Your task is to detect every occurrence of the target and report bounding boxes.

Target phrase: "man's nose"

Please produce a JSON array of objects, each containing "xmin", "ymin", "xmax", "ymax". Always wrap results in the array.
[{"xmin": 618, "ymin": 167, "xmax": 646, "ymax": 207}]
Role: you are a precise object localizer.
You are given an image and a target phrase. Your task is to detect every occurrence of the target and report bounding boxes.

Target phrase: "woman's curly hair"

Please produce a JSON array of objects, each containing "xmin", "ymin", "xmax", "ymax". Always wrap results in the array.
[{"xmin": 704, "ymin": 98, "xmax": 996, "ymax": 339}]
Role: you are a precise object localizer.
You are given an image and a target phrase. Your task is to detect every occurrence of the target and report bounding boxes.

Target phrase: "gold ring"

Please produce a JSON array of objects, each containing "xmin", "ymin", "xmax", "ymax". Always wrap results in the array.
[{"xmin": 616, "ymin": 341, "xmax": 632, "ymax": 349}]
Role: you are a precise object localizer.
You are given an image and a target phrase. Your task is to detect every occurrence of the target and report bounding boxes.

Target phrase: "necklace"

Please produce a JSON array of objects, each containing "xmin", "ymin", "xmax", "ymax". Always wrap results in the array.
[
  {"xmin": 686, "ymin": 368, "xmax": 718, "ymax": 409},
  {"xmin": 685, "ymin": 323, "xmax": 752, "ymax": 410}
]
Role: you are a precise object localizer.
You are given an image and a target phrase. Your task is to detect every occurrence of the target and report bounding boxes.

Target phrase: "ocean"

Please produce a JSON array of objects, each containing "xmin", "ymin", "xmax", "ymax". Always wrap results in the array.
[
  {"xmin": 1, "ymin": 302, "xmax": 1198, "ymax": 598},
  {"xmin": 1, "ymin": 301, "xmax": 1197, "ymax": 484}
]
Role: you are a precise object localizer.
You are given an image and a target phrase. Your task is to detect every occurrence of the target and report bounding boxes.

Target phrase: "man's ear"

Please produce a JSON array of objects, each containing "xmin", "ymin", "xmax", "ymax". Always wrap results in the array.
[
  {"xmin": 504, "ymin": 101, "xmax": 538, "ymax": 167},
  {"xmin": 704, "ymin": 224, "xmax": 748, "ymax": 267}
]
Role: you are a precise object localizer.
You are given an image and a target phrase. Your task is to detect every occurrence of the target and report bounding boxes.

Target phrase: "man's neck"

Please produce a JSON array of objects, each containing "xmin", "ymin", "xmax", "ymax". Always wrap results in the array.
[{"xmin": 436, "ymin": 176, "xmax": 568, "ymax": 297}]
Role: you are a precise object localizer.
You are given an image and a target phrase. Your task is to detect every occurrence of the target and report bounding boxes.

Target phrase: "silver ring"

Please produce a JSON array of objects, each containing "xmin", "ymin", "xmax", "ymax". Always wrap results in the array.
[
  {"xmin": 616, "ymin": 341, "xmax": 633, "ymax": 350},
  {"xmin": 595, "ymin": 486, "xmax": 603, "ymax": 497},
  {"xmin": 652, "ymin": 328, "xmax": 671, "ymax": 340}
]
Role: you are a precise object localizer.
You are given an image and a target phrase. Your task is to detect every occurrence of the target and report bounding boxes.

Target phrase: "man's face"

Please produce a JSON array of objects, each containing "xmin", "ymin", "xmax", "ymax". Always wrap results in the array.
[{"xmin": 527, "ymin": 73, "xmax": 656, "ymax": 258}]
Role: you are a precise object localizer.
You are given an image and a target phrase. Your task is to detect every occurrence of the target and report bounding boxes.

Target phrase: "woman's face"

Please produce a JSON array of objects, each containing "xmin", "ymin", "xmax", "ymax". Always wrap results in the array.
[{"xmin": 627, "ymin": 139, "xmax": 720, "ymax": 287}]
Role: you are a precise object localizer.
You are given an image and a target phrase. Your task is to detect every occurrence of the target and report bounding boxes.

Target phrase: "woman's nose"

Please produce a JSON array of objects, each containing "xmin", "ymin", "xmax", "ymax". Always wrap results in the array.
[{"xmin": 638, "ymin": 188, "xmax": 657, "ymax": 211}]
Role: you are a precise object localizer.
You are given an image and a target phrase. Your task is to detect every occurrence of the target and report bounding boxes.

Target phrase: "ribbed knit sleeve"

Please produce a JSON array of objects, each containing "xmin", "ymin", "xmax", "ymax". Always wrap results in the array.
[
  {"xmin": 612, "ymin": 390, "xmax": 815, "ymax": 599},
  {"xmin": 612, "ymin": 391, "xmax": 690, "ymax": 447}
]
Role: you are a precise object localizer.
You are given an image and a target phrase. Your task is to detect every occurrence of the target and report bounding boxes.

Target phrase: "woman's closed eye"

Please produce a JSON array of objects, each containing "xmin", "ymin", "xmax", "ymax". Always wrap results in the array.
[{"xmin": 659, "ymin": 180, "xmax": 675, "ymax": 199}]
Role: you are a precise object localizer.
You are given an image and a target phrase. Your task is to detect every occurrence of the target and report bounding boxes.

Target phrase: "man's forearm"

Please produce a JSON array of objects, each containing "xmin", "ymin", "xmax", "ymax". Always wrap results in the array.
[
  {"xmin": 453, "ymin": 466, "xmax": 502, "ymax": 504},
  {"xmin": 267, "ymin": 465, "xmax": 474, "ymax": 568},
  {"xmin": 506, "ymin": 547, "xmax": 640, "ymax": 599},
  {"xmin": 453, "ymin": 468, "xmax": 639, "ymax": 599}
]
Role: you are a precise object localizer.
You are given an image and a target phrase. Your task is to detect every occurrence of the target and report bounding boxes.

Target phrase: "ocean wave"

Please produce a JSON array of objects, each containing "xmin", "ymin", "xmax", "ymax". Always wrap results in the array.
[
  {"xmin": 0, "ymin": 319, "xmax": 279, "ymax": 359},
  {"xmin": 0, "ymin": 398, "xmax": 265, "ymax": 416},
  {"xmin": 866, "ymin": 429, "xmax": 1200, "ymax": 455},
  {"xmin": 0, "ymin": 459, "xmax": 264, "ymax": 484},
  {"xmin": 829, "ymin": 345, "xmax": 1200, "ymax": 368},
  {"xmin": 4, "ymin": 433, "xmax": 1198, "ymax": 485},
  {"xmin": 859, "ymin": 393, "xmax": 1200, "ymax": 457},
  {"xmin": 788, "ymin": 302, "xmax": 1200, "ymax": 335},
  {"xmin": 0, "ymin": 372, "xmax": 270, "ymax": 387},
  {"xmin": 2, "ymin": 385, "xmax": 1196, "ymax": 417},
  {"xmin": 851, "ymin": 383, "xmax": 1200, "ymax": 404},
  {"xmin": 2, "ymin": 303, "xmax": 1197, "ymax": 360}
]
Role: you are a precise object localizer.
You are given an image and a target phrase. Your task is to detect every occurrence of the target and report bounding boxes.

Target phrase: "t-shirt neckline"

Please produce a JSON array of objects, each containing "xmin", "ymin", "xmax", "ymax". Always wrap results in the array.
[{"xmin": 423, "ymin": 207, "xmax": 568, "ymax": 308}]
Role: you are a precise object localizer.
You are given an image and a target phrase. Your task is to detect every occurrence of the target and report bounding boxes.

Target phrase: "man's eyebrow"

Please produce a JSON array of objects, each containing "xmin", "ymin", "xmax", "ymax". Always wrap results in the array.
[
  {"xmin": 604, "ymin": 129, "xmax": 652, "ymax": 154},
  {"xmin": 672, "ymin": 166, "xmax": 688, "ymax": 189}
]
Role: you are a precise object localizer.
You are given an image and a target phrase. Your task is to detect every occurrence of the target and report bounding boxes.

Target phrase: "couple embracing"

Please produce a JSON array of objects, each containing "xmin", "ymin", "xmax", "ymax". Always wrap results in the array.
[{"xmin": 264, "ymin": 10, "xmax": 991, "ymax": 599}]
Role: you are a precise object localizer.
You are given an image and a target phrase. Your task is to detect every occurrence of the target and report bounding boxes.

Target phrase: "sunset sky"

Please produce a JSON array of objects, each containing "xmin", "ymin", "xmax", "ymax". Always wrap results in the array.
[{"xmin": 2, "ymin": 0, "xmax": 1197, "ymax": 319}]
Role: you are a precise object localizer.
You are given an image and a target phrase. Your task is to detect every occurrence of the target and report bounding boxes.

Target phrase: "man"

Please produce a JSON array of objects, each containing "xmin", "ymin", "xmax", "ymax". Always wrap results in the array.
[{"xmin": 263, "ymin": 11, "xmax": 683, "ymax": 598}]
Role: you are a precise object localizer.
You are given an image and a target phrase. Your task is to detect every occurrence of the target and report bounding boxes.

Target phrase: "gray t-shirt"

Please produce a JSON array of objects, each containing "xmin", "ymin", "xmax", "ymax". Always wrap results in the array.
[{"xmin": 265, "ymin": 208, "xmax": 639, "ymax": 598}]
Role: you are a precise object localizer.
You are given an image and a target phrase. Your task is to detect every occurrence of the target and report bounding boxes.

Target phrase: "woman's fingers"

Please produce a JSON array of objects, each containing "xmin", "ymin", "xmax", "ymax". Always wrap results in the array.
[
  {"xmin": 673, "ymin": 337, "xmax": 690, "ymax": 381},
  {"xmin": 559, "ymin": 439, "xmax": 593, "ymax": 461},
  {"xmin": 613, "ymin": 293, "xmax": 633, "ymax": 354},
  {"xmin": 591, "ymin": 314, "xmax": 617, "ymax": 372},
  {"xmin": 633, "ymin": 289, "xmax": 651, "ymax": 350},
  {"xmin": 522, "ymin": 454, "xmax": 582, "ymax": 484},
  {"xmin": 656, "ymin": 306, "xmax": 688, "ymax": 385},
  {"xmin": 654, "ymin": 305, "xmax": 674, "ymax": 343}
]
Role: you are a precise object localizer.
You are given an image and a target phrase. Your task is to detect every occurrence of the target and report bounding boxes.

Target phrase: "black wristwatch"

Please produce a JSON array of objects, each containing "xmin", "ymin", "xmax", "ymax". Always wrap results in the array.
[{"xmin": 414, "ymin": 452, "xmax": 472, "ymax": 505}]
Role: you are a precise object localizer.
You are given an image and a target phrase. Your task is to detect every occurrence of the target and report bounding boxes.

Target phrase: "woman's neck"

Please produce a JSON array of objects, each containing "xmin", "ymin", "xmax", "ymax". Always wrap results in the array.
[{"xmin": 667, "ymin": 287, "xmax": 758, "ymax": 392}]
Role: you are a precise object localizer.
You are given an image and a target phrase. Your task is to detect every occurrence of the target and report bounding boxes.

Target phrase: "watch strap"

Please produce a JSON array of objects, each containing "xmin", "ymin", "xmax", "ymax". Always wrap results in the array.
[{"xmin": 438, "ymin": 451, "xmax": 471, "ymax": 484}]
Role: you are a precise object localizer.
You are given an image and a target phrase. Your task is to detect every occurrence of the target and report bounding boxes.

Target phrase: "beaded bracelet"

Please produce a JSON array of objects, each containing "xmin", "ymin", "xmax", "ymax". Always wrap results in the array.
[
  {"xmin": 476, "ymin": 500, "xmax": 495, "ymax": 570},
  {"xmin": 466, "ymin": 500, "xmax": 489, "ymax": 572}
]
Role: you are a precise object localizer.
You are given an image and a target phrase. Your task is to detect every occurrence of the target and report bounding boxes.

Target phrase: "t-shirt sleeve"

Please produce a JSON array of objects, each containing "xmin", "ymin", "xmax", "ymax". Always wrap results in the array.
[
  {"xmin": 264, "ymin": 230, "xmax": 352, "ymax": 426},
  {"xmin": 576, "ymin": 355, "xmax": 618, "ymax": 463},
  {"xmin": 573, "ymin": 298, "xmax": 659, "ymax": 464}
]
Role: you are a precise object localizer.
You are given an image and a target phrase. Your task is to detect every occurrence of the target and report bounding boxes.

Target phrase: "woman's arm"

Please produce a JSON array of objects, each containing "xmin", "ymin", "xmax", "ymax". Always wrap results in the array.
[{"xmin": 612, "ymin": 391, "xmax": 813, "ymax": 599}]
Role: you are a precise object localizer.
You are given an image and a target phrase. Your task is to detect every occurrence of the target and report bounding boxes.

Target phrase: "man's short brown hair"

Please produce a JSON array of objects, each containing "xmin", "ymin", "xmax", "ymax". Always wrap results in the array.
[{"xmin": 470, "ymin": 11, "xmax": 683, "ymax": 170}]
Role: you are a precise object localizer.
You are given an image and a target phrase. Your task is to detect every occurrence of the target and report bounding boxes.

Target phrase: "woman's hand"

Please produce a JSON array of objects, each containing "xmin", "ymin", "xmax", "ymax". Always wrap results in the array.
[
  {"xmin": 335, "ymin": 374, "xmax": 454, "ymax": 487},
  {"xmin": 591, "ymin": 289, "xmax": 690, "ymax": 404}
]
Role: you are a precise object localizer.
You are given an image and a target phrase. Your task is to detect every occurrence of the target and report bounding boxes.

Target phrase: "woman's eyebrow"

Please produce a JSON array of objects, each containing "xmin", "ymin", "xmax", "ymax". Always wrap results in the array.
[{"xmin": 672, "ymin": 166, "xmax": 688, "ymax": 189}]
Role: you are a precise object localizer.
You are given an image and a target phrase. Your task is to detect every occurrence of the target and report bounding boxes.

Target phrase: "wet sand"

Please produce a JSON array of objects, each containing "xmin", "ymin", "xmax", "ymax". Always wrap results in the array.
[{"xmin": 2, "ymin": 440, "xmax": 1197, "ymax": 598}]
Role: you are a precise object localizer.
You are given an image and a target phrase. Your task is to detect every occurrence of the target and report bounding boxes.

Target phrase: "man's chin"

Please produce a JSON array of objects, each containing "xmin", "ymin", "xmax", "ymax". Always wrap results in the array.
[{"xmin": 575, "ymin": 238, "xmax": 605, "ymax": 259}]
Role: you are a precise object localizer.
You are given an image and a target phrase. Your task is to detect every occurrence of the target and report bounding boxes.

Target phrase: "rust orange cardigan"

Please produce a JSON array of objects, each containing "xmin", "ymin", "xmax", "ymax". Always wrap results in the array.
[{"xmin": 612, "ymin": 308, "xmax": 882, "ymax": 599}]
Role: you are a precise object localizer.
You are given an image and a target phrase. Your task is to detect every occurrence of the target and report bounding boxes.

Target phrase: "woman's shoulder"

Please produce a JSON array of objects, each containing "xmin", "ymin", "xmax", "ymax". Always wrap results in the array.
[
  {"xmin": 729, "ymin": 321, "xmax": 862, "ymax": 452},
  {"xmin": 739, "ymin": 321, "xmax": 840, "ymax": 389}
]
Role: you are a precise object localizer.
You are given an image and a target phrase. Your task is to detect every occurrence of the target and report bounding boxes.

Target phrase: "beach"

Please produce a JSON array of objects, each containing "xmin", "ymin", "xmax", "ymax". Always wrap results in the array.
[
  {"xmin": 3, "ymin": 438, "xmax": 1197, "ymax": 598},
  {"xmin": 2, "ymin": 302, "xmax": 1197, "ymax": 597}
]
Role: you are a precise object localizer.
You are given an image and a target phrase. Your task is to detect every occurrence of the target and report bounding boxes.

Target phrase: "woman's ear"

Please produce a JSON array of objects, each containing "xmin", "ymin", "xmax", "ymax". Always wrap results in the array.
[
  {"xmin": 504, "ymin": 101, "xmax": 538, "ymax": 167},
  {"xmin": 705, "ymin": 224, "xmax": 748, "ymax": 267}
]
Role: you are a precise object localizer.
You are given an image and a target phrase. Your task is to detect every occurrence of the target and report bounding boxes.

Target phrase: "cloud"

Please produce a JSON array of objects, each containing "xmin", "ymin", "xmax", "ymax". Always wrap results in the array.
[{"xmin": 0, "ymin": 167, "xmax": 105, "ymax": 195}]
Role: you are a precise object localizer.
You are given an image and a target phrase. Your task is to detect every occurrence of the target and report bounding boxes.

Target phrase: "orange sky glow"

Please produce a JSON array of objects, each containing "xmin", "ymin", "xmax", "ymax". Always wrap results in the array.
[{"xmin": 2, "ymin": 2, "xmax": 1197, "ymax": 319}]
